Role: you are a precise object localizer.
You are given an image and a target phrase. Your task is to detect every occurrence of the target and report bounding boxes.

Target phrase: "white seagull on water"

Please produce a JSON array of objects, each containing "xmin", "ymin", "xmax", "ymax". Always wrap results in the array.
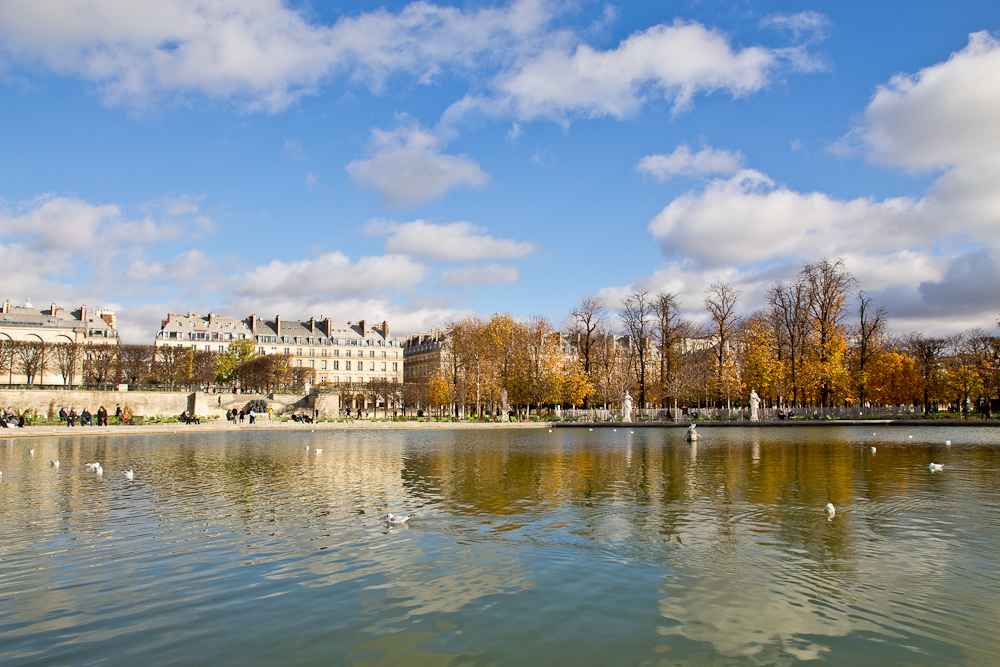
[
  {"xmin": 825, "ymin": 503, "xmax": 836, "ymax": 518},
  {"xmin": 929, "ymin": 463, "xmax": 944, "ymax": 472},
  {"xmin": 123, "ymin": 470, "xmax": 134, "ymax": 480},
  {"xmin": 384, "ymin": 513, "xmax": 412, "ymax": 524},
  {"xmin": 50, "ymin": 460, "xmax": 60, "ymax": 468}
]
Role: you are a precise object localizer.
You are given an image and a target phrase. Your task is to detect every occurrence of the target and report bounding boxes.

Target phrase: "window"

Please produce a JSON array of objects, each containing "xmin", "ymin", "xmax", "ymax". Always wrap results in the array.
[
  {"xmin": 296, "ymin": 348, "xmax": 302, "ymax": 356},
  {"xmin": 321, "ymin": 349, "xmax": 327, "ymax": 357},
  {"xmin": 309, "ymin": 349, "xmax": 315, "ymax": 356},
  {"xmin": 284, "ymin": 348, "xmax": 290, "ymax": 354},
  {"xmin": 368, "ymin": 361, "xmax": 374, "ymax": 371},
  {"xmin": 369, "ymin": 350, "xmax": 374, "ymax": 358},
  {"xmin": 332, "ymin": 377, "xmax": 339, "ymax": 384},
  {"xmin": 333, "ymin": 360, "xmax": 339, "ymax": 370},
  {"xmin": 381, "ymin": 351, "xmax": 386, "ymax": 358},
  {"xmin": 381, "ymin": 362, "xmax": 386, "ymax": 371},
  {"xmin": 309, "ymin": 360, "xmax": 314, "ymax": 368},
  {"xmin": 258, "ymin": 347, "xmax": 265, "ymax": 354},
  {"xmin": 320, "ymin": 376, "xmax": 326, "ymax": 383},
  {"xmin": 321, "ymin": 360, "xmax": 327, "ymax": 369},
  {"xmin": 392, "ymin": 362, "xmax": 398, "ymax": 371},
  {"xmin": 333, "ymin": 349, "xmax": 339, "ymax": 357},
  {"xmin": 296, "ymin": 359, "xmax": 302, "ymax": 367},
  {"xmin": 393, "ymin": 351, "xmax": 398, "ymax": 358},
  {"xmin": 219, "ymin": 345, "xmax": 225, "ymax": 352},
  {"xmin": 205, "ymin": 345, "xmax": 211, "ymax": 351},
  {"xmin": 345, "ymin": 361, "xmax": 351, "ymax": 370},
  {"xmin": 345, "ymin": 350, "xmax": 351, "ymax": 357}
]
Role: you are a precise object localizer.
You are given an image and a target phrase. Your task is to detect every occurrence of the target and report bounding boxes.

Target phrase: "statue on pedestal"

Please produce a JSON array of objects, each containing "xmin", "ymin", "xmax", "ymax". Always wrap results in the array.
[
  {"xmin": 622, "ymin": 390, "xmax": 633, "ymax": 422},
  {"xmin": 501, "ymin": 388, "xmax": 509, "ymax": 422},
  {"xmin": 750, "ymin": 389, "xmax": 761, "ymax": 422}
]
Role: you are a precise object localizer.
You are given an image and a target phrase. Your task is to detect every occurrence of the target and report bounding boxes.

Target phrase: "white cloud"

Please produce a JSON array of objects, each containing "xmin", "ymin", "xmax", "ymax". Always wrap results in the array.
[
  {"xmin": 439, "ymin": 264, "xmax": 520, "ymax": 286},
  {"xmin": 446, "ymin": 19, "xmax": 812, "ymax": 124},
  {"xmin": 0, "ymin": 0, "xmax": 555, "ymax": 111},
  {"xmin": 637, "ymin": 145, "xmax": 744, "ymax": 181},
  {"xmin": 240, "ymin": 251, "xmax": 428, "ymax": 298},
  {"xmin": 283, "ymin": 139, "xmax": 306, "ymax": 161},
  {"xmin": 347, "ymin": 122, "xmax": 489, "ymax": 206},
  {"xmin": 363, "ymin": 219, "xmax": 537, "ymax": 262},
  {"xmin": 760, "ymin": 11, "xmax": 830, "ymax": 42},
  {"xmin": 858, "ymin": 31, "xmax": 1000, "ymax": 171}
]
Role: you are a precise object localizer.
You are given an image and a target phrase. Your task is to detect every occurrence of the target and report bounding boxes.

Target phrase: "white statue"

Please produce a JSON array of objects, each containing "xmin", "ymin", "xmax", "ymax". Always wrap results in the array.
[
  {"xmin": 501, "ymin": 388, "xmax": 509, "ymax": 422},
  {"xmin": 622, "ymin": 390, "xmax": 632, "ymax": 422},
  {"xmin": 749, "ymin": 389, "xmax": 760, "ymax": 422}
]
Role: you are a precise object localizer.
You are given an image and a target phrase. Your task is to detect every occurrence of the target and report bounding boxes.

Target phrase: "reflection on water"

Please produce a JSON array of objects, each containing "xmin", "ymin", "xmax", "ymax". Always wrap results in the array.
[{"xmin": 1, "ymin": 426, "xmax": 999, "ymax": 666}]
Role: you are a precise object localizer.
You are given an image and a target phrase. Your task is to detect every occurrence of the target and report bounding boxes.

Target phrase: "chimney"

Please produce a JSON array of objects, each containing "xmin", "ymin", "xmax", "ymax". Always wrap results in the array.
[
  {"xmin": 275, "ymin": 315, "xmax": 281, "ymax": 338},
  {"xmin": 1, "ymin": 300, "xmax": 8, "ymax": 314},
  {"xmin": 50, "ymin": 303, "xmax": 59, "ymax": 317},
  {"xmin": 80, "ymin": 304, "xmax": 88, "ymax": 323},
  {"xmin": 98, "ymin": 311, "xmax": 116, "ymax": 328},
  {"xmin": 323, "ymin": 318, "xmax": 332, "ymax": 337},
  {"xmin": 358, "ymin": 319, "xmax": 366, "ymax": 336},
  {"xmin": 309, "ymin": 316, "xmax": 315, "ymax": 333},
  {"xmin": 380, "ymin": 320, "xmax": 389, "ymax": 338}
]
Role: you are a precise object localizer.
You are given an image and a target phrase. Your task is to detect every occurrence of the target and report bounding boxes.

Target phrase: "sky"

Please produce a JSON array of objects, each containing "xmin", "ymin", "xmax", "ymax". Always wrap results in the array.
[{"xmin": 1, "ymin": 0, "xmax": 999, "ymax": 343}]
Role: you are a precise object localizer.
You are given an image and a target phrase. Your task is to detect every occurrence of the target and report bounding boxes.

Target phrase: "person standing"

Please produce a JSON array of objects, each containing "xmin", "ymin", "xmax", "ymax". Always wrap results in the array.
[
  {"xmin": 115, "ymin": 404, "xmax": 123, "ymax": 424},
  {"xmin": 249, "ymin": 408, "xmax": 256, "ymax": 424}
]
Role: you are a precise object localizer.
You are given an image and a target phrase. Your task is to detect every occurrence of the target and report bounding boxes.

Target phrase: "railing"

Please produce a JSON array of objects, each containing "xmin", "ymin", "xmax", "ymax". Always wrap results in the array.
[{"xmin": 559, "ymin": 404, "xmax": 926, "ymax": 421}]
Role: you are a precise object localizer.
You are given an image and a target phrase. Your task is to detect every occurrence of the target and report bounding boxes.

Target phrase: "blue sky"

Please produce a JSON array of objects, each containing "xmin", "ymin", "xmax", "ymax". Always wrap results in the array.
[{"xmin": 1, "ymin": 0, "xmax": 999, "ymax": 342}]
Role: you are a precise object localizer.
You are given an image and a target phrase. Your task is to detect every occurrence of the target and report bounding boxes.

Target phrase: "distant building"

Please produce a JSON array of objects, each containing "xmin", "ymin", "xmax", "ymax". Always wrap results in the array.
[
  {"xmin": 402, "ymin": 327, "xmax": 451, "ymax": 384},
  {"xmin": 154, "ymin": 313, "xmax": 403, "ymax": 386},
  {"xmin": 0, "ymin": 299, "xmax": 118, "ymax": 344},
  {"xmin": 0, "ymin": 299, "xmax": 119, "ymax": 385}
]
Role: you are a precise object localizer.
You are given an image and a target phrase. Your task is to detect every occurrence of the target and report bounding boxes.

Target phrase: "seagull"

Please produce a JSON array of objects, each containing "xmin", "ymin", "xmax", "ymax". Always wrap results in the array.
[
  {"xmin": 945, "ymin": 440, "xmax": 952, "ymax": 446},
  {"xmin": 630, "ymin": 431, "xmax": 634, "ymax": 434},
  {"xmin": 929, "ymin": 463, "xmax": 944, "ymax": 472},
  {"xmin": 95, "ymin": 464, "xmax": 103, "ymax": 476},
  {"xmin": 85, "ymin": 462, "xmax": 98, "ymax": 470},
  {"xmin": 315, "ymin": 448, "xmax": 323, "ymax": 454},
  {"xmin": 825, "ymin": 503, "xmax": 836, "ymax": 518},
  {"xmin": 589, "ymin": 428, "xmax": 593, "ymax": 431},
  {"xmin": 909, "ymin": 435, "xmax": 913, "ymax": 439},
  {"xmin": 50, "ymin": 460, "xmax": 59, "ymax": 468},
  {"xmin": 548, "ymin": 429, "xmax": 552, "ymax": 433},
  {"xmin": 29, "ymin": 449, "xmax": 33, "ymax": 455},
  {"xmin": 613, "ymin": 429, "xmax": 617, "ymax": 432},
  {"xmin": 304, "ymin": 446, "xmax": 309, "ymax": 450},
  {"xmin": 123, "ymin": 470, "xmax": 134, "ymax": 480},
  {"xmin": 871, "ymin": 446, "xmax": 877, "ymax": 454},
  {"xmin": 384, "ymin": 513, "xmax": 412, "ymax": 524}
]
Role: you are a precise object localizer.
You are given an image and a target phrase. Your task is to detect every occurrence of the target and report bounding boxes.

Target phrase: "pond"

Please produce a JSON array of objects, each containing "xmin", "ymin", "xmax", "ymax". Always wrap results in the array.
[{"xmin": 1, "ymin": 426, "xmax": 998, "ymax": 666}]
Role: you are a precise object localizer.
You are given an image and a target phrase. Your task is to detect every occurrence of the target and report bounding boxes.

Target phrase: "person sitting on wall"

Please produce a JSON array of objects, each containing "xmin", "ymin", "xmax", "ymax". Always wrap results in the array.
[
  {"xmin": 97, "ymin": 406, "xmax": 108, "ymax": 426},
  {"xmin": 115, "ymin": 404, "xmax": 123, "ymax": 424},
  {"xmin": 68, "ymin": 408, "xmax": 78, "ymax": 427},
  {"xmin": 59, "ymin": 407, "xmax": 69, "ymax": 426},
  {"xmin": 82, "ymin": 408, "xmax": 92, "ymax": 426}
]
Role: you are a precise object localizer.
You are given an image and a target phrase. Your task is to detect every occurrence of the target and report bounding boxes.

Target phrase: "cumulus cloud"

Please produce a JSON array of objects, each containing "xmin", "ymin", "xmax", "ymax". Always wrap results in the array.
[
  {"xmin": 637, "ymin": 145, "xmax": 744, "ymax": 181},
  {"xmin": 362, "ymin": 219, "xmax": 537, "ymax": 262},
  {"xmin": 445, "ymin": 19, "xmax": 816, "ymax": 123},
  {"xmin": 240, "ymin": 252, "xmax": 428, "ymax": 298},
  {"xmin": 347, "ymin": 122, "xmax": 489, "ymax": 206},
  {"xmin": 857, "ymin": 31, "xmax": 1000, "ymax": 170},
  {"xmin": 0, "ymin": 0, "xmax": 555, "ymax": 111},
  {"xmin": 439, "ymin": 263, "xmax": 520, "ymax": 286}
]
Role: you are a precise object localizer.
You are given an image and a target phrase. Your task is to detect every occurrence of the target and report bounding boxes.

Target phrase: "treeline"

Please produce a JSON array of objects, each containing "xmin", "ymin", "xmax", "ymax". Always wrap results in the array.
[
  {"xmin": 566, "ymin": 258, "xmax": 1000, "ymax": 413},
  {"xmin": 417, "ymin": 313, "xmax": 591, "ymax": 416},
  {"xmin": 0, "ymin": 339, "xmax": 312, "ymax": 393}
]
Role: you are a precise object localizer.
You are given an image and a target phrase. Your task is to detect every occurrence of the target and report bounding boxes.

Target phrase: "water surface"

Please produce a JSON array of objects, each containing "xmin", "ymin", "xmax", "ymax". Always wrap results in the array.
[{"xmin": 1, "ymin": 426, "xmax": 999, "ymax": 665}]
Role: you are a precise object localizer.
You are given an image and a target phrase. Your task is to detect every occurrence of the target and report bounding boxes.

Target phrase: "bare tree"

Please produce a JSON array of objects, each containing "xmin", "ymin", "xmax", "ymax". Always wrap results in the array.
[
  {"xmin": 802, "ymin": 258, "xmax": 856, "ymax": 406},
  {"xmin": 16, "ymin": 341, "xmax": 50, "ymax": 385},
  {"xmin": 704, "ymin": 282, "xmax": 741, "ymax": 405},
  {"xmin": 767, "ymin": 279, "xmax": 808, "ymax": 406},
  {"xmin": 118, "ymin": 344, "xmax": 155, "ymax": 387},
  {"xmin": 84, "ymin": 344, "xmax": 120, "ymax": 387},
  {"xmin": 855, "ymin": 291, "xmax": 887, "ymax": 405},
  {"xmin": 0, "ymin": 338, "xmax": 15, "ymax": 385},
  {"xmin": 52, "ymin": 342, "xmax": 84, "ymax": 387},
  {"xmin": 652, "ymin": 292, "xmax": 683, "ymax": 409},
  {"xmin": 621, "ymin": 291, "xmax": 654, "ymax": 407},
  {"xmin": 567, "ymin": 296, "xmax": 607, "ymax": 407}
]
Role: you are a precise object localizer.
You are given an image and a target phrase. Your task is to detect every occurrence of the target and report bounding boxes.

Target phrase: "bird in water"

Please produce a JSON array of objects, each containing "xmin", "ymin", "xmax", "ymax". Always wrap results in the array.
[
  {"xmin": 929, "ymin": 463, "xmax": 944, "ymax": 472},
  {"xmin": 50, "ymin": 460, "xmax": 59, "ymax": 468},
  {"xmin": 871, "ymin": 446, "xmax": 877, "ymax": 454},
  {"xmin": 384, "ymin": 513, "xmax": 412, "ymax": 524},
  {"xmin": 825, "ymin": 503, "xmax": 836, "ymax": 519},
  {"xmin": 315, "ymin": 448, "xmax": 323, "ymax": 454},
  {"xmin": 29, "ymin": 449, "xmax": 33, "ymax": 455},
  {"xmin": 945, "ymin": 440, "xmax": 952, "ymax": 446},
  {"xmin": 123, "ymin": 470, "xmax": 134, "ymax": 480}
]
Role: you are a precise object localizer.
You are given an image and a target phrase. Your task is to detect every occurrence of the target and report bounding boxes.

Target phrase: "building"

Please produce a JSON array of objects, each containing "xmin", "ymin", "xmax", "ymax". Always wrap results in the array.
[
  {"xmin": 154, "ymin": 313, "xmax": 403, "ymax": 386},
  {"xmin": 0, "ymin": 299, "xmax": 118, "ymax": 345},
  {"xmin": 402, "ymin": 327, "xmax": 451, "ymax": 384},
  {"xmin": 0, "ymin": 299, "xmax": 119, "ymax": 385}
]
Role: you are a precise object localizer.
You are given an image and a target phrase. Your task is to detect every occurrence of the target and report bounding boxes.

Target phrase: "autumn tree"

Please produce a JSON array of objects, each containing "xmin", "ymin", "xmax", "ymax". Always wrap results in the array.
[
  {"xmin": 866, "ymin": 350, "xmax": 922, "ymax": 406},
  {"xmin": 907, "ymin": 334, "xmax": 947, "ymax": 415},
  {"xmin": 738, "ymin": 312, "xmax": 780, "ymax": 405},
  {"xmin": 802, "ymin": 258, "xmax": 856, "ymax": 406},
  {"xmin": 767, "ymin": 279, "xmax": 808, "ymax": 406},
  {"xmin": 217, "ymin": 339, "xmax": 258, "ymax": 387},
  {"xmin": 854, "ymin": 292, "xmax": 887, "ymax": 405},
  {"xmin": 652, "ymin": 291, "xmax": 685, "ymax": 409}
]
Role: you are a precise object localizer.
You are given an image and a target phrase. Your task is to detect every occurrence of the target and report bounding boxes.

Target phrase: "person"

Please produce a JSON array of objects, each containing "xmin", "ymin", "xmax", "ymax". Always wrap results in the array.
[
  {"xmin": 121, "ymin": 407, "xmax": 131, "ymax": 425},
  {"xmin": 97, "ymin": 406, "xmax": 108, "ymax": 426},
  {"xmin": 59, "ymin": 407, "xmax": 69, "ymax": 426},
  {"xmin": 218, "ymin": 396, "xmax": 222, "ymax": 406},
  {"xmin": 249, "ymin": 408, "xmax": 256, "ymax": 424},
  {"xmin": 239, "ymin": 409, "xmax": 245, "ymax": 423},
  {"xmin": 115, "ymin": 404, "xmax": 123, "ymax": 424},
  {"xmin": 82, "ymin": 408, "xmax": 92, "ymax": 426},
  {"xmin": 268, "ymin": 407, "xmax": 273, "ymax": 422},
  {"xmin": 68, "ymin": 408, "xmax": 78, "ymax": 427}
]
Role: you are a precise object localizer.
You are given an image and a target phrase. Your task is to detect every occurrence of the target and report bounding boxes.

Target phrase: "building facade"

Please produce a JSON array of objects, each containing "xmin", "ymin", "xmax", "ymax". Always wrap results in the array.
[
  {"xmin": 154, "ymin": 313, "xmax": 403, "ymax": 386},
  {"xmin": 0, "ymin": 299, "xmax": 119, "ymax": 385},
  {"xmin": 402, "ymin": 327, "xmax": 451, "ymax": 384}
]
